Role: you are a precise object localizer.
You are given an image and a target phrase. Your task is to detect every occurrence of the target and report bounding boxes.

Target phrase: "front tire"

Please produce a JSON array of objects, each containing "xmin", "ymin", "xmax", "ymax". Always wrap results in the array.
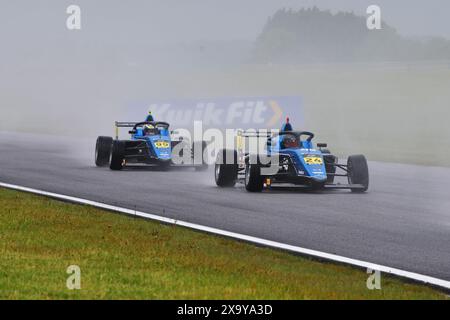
[
  {"xmin": 347, "ymin": 155, "xmax": 369, "ymax": 193},
  {"xmin": 245, "ymin": 164, "xmax": 264, "ymax": 192},
  {"xmin": 110, "ymin": 140, "xmax": 126, "ymax": 171},
  {"xmin": 95, "ymin": 136, "xmax": 112, "ymax": 167}
]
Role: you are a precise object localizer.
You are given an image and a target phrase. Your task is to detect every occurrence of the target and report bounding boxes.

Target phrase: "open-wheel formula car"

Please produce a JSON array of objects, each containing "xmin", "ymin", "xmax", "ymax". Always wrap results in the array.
[
  {"xmin": 214, "ymin": 120, "xmax": 369, "ymax": 193},
  {"xmin": 95, "ymin": 121, "xmax": 208, "ymax": 171}
]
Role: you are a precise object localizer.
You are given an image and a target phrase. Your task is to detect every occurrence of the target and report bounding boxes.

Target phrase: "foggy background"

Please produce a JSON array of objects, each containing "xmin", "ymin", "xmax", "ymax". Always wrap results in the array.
[{"xmin": 1, "ymin": 0, "xmax": 450, "ymax": 166}]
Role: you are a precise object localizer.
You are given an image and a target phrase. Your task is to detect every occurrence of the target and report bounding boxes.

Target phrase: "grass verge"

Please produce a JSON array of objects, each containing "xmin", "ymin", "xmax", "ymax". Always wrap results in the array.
[{"xmin": 0, "ymin": 187, "xmax": 447, "ymax": 300}]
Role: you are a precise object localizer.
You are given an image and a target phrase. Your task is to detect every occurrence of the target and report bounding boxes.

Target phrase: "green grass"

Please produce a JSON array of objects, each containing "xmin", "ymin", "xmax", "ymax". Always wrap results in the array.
[{"xmin": 0, "ymin": 187, "xmax": 447, "ymax": 300}]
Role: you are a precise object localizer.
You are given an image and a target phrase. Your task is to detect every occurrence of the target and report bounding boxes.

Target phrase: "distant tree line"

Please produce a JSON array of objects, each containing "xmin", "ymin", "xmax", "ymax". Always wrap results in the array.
[{"xmin": 253, "ymin": 7, "xmax": 450, "ymax": 64}]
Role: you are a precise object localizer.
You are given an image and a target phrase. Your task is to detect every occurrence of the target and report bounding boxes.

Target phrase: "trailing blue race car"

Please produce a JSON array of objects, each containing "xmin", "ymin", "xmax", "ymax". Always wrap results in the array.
[
  {"xmin": 95, "ymin": 121, "xmax": 208, "ymax": 171},
  {"xmin": 214, "ymin": 119, "xmax": 369, "ymax": 193}
]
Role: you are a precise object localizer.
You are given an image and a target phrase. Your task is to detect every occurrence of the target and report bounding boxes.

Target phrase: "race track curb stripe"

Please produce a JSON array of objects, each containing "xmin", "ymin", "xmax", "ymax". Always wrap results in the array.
[{"xmin": 1, "ymin": 181, "xmax": 450, "ymax": 291}]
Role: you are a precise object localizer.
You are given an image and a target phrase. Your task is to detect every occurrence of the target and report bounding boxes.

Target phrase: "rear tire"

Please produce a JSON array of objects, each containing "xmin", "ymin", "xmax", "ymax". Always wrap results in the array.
[
  {"xmin": 215, "ymin": 149, "xmax": 238, "ymax": 187},
  {"xmin": 245, "ymin": 164, "xmax": 264, "ymax": 192},
  {"xmin": 347, "ymin": 155, "xmax": 369, "ymax": 193},
  {"xmin": 110, "ymin": 140, "xmax": 126, "ymax": 171},
  {"xmin": 95, "ymin": 136, "xmax": 112, "ymax": 167}
]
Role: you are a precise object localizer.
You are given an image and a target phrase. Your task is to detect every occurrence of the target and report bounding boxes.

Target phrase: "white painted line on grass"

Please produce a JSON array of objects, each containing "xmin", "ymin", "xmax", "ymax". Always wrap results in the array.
[{"xmin": 1, "ymin": 181, "xmax": 449, "ymax": 290}]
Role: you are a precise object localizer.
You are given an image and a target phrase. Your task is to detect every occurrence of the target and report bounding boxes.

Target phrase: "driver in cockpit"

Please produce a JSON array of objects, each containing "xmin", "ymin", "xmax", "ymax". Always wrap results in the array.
[
  {"xmin": 143, "ymin": 124, "xmax": 156, "ymax": 136},
  {"xmin": 282, "ymin": 134, "xmax": 300, "ymax": 149},
  {"xmin": 280, "ymin": 117, "xmax": 299, "ymax": 149}
]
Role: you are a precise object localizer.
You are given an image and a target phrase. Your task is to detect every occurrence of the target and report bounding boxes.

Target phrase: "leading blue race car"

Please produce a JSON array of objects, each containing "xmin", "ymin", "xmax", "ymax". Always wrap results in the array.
[
  {"xmin": 95, "ymin": 121, "xmax": 208, "ymax": 171},
  {"xmin": 214, "ymin": 119, "xmax": 369, "ymax": 193}
]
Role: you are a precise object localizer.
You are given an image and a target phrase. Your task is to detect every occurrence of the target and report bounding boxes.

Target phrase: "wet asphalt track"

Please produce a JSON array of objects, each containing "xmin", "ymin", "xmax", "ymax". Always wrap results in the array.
[{"xmin": 1, "ymin": 132, "xmax": 449, "ymax": 281}]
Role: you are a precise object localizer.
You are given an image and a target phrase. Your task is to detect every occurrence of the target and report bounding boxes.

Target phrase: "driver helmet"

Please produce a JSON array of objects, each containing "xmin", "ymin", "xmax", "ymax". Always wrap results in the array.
[
  {"xmin": 283, "ymin": 135, "xmax": 298, "ymax": 149},
  {"xmin": 143, "ymin": 124, "xmax": 155, "ymax": 135}
]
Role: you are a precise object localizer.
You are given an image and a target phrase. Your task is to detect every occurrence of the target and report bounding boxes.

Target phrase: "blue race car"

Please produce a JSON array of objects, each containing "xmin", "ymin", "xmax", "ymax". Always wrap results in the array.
[
  {"xmin": 214, "ymin": 119, "xmax": 369, "ymax": 193},
  {"xmin": 95, "ymin": 121, "xmax": 208, "ymax": 171}
]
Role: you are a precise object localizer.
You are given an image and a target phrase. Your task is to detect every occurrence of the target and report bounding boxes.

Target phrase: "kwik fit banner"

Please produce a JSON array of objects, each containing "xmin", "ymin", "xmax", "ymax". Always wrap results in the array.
[{"xmin": 128, "ymin": 96, "xmax": 303, "ymax": 130}]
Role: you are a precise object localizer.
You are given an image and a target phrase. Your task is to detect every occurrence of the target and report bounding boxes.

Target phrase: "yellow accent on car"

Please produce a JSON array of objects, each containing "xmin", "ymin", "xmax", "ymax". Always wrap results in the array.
[
  {"xmin": 304, "ymin": 156, "xmax": 323, "ymax": 165},
  {"xmin": 155, "ymin": 141, "xmax": 170, "ymax": 148}
]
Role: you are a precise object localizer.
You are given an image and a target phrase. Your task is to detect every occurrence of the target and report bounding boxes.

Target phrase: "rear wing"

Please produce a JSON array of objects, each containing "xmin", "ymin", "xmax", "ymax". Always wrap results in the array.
[
  {"xmin": 113, "ymin": 121, "xmax": 170, "ymax": 139},
  {"xmin": 236, "ymin": 129, "xmax": 277, "ymax": 146},
  {"xmin": 114, "ymin": 122, "xmax": 138, "ymax": 139},
  {"xmin": 115, "ymin": 122, "xmax": 138, "ymax": 128},
  {"xmin": 235, "ymin": 130, "xmax": 279, "ymax": 167},
  {"xmin": 237, "ymin": 130, "xmax": 273, "ymax": 138},
  {"xmin": 236, "ymin": 130, "xmax": 315, "ymax": 152}
]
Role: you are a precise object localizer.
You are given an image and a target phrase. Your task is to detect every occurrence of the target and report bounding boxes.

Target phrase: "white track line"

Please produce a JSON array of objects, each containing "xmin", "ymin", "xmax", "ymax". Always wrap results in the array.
[{"xmin": 1, "ymin": 181, "xmax": 449, "ymax": 291}]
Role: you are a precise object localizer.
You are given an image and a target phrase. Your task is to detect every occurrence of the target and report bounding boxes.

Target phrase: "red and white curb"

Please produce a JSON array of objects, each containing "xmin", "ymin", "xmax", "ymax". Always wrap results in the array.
[{"xmin": 1, "ymin": 181, "xmax": 449, "ymax": 291}]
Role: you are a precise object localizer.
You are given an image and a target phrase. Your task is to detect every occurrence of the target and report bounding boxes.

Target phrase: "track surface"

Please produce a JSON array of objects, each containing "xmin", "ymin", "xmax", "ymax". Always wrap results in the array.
[{"xmin": 1, "ymin": 132, "xmax": 450, "ymax": 281}]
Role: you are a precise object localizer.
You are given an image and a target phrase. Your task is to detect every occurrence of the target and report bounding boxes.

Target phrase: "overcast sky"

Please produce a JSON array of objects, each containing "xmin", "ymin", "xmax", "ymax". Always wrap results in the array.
[{"xmin": 1, "ymin": 0, "xmax": 450, "ymax": 46}]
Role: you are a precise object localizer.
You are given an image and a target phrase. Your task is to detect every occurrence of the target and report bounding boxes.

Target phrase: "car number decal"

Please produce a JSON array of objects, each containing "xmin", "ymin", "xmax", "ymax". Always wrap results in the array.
[
  {"xmin": 155, "ymin": 141, "xmax": 170, "ymax": 148},
  {"xmin": 304, "ymin": 156, "xmax": 323, "ymax": 165}
]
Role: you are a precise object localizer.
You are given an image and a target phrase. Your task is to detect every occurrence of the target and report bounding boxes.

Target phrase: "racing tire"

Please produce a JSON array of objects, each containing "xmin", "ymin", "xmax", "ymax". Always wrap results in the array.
[
  {"xmin": 215, "ymin": 149, "xmax": 238, "ymax": 187},
  {"xmin": 95, "ymin": 136, "xmax": 113, "ymax": 167},
  {"xmin": 245, "ymin": 164, "xmax": 264, "ymax": 192},
  {"xmin": 193, "ymin": 141, "xmax": 209, "ymax": 172},
  {"xmin": 110, "ymin": 140, "xmax": 126, "ymax": 171},
  {"xmin": 347, "ymin": 155, "xmax": 369, "ymax": 193}
]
